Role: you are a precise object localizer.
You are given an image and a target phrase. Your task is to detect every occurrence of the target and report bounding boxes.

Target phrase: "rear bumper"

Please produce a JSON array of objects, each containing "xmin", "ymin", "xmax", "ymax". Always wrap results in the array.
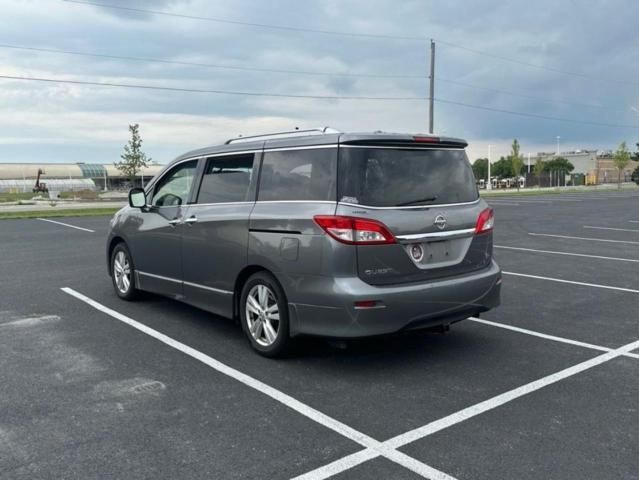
[{"xmin": 285, "ymin": 260, "xmax": 501, "ymax": 337}]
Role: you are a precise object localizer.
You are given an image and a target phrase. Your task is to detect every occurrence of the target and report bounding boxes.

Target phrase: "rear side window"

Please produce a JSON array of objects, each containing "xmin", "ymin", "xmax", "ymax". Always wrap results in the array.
[
  {"xmin": 196, "ymin": 154, "xmax": 255, "ymax": 204},
  {"xmin": 258, "ymin": 148, "xmax": 337, "ymax": 201},
  {"xmin": 339, "ymin": 148, "xmax": 478, "ymax": 207}
]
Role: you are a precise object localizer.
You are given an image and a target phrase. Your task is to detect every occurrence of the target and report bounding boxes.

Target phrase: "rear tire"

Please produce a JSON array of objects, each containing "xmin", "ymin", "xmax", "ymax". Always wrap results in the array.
[
  {"xmin": 110, "ymin": 242, "xmax": 139, "ymax": 301},
  {"xmin": 240, "ymin": 272, "xmax": 291, "ymax": 357}
]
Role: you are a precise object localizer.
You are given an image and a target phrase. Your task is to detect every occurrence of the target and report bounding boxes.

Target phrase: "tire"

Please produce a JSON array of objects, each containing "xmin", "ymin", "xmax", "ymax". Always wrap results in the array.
[
  {"xmin": 110, "ymin": 242, "xmax": 139, "ymax": 301},
  {"xmin": 240, "ymin": 271, "xmax": 291, "ymax": 357}
]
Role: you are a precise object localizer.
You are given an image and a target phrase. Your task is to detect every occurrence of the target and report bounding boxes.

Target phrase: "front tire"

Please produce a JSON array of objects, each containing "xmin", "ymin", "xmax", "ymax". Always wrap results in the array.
[
  {"xmin": 110, "ymin": 242, "xmax": 139, "ymax": 301},
  {"xmin": 240, "ymin": 272, "xmax": 291, "ymax": 357}
]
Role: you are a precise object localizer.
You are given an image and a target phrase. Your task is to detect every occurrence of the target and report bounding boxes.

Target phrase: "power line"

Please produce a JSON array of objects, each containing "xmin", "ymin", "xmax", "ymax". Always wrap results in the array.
[
  {"xmin": 0, "ymin": 43, "xmax": 425, "ymax": 79},
  {"xmin": 1, "ymin": 43, "xmax": 628, "ymax": 113},
  {"xmin": 63, "ymin": 0, "xmax": 639, "ymax": 87},
  {"xmin": 0, "ymin": 74, "xmax": 426, "ymax": 100},
  {"xmin": 2, "ymin": 73, "xmax": 639, "ymax": 129},
  {"xmin": 433, "ymin": 97, "xmax": 639, "ymax": 129},
  {"xmin": 436, "ymin": 40, "xmax": 639, "ymax": 87},
  {"xmin": 61, "ymin": 0, "xmax": 423, "ymax": 41},
  {"xmin": 436, "ymin": 76, "xmax": 630, "ymax": 113}
]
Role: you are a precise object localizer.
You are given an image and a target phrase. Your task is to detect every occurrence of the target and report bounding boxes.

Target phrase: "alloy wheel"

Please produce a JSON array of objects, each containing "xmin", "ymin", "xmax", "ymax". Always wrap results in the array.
[
  {"xmin": 245, "ymin": 284, "xmax": 280, "ymax": 347},
  {"xmin": 113, "ymin": 250, "xmax": 132, "ymax": 294}
]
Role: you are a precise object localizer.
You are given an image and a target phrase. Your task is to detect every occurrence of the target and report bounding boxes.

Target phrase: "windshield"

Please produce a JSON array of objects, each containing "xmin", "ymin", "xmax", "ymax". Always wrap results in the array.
[{"xmin": 338, "ymin": 147, "xmax": 478, "ymax": 207}]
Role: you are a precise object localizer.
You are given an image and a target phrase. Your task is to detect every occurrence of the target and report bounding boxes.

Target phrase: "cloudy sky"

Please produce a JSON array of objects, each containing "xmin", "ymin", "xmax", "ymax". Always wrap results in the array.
[{"xmin": 1, "ymin": 0, "xmax": 638, "ymax": 164}]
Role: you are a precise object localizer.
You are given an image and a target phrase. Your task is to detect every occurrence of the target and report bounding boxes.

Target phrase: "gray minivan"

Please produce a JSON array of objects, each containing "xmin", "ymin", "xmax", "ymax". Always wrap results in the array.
[{"xmin": 107, "ymin": 129, "xmax": 501, "ymax": 356}]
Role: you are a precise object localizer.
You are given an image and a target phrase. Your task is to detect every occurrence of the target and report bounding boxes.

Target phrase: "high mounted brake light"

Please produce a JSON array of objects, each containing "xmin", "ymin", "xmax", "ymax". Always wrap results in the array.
[
  {"xmin": 313, "ymin": 215, "xmax": 396, "ymax": 245},
  {"xmin": 413, "ymin": 136, "xmax": 440, "ymax": 143},
  {"xmin": 475, "ymin": 208, "xmax": 494, "ymax": 234}
]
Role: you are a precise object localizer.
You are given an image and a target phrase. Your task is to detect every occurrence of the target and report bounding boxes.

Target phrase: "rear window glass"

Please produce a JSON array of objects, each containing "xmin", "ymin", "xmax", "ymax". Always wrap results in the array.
[
  {"xmin": 197, "ymin": 154, "xmax": 255, "ymax": 204},
  {"xmin": 258, "ymin": 148, "xmax": 337, "ymax": 201},
  {"xmin": 338, "ymin": 148, "xmax": 478, "ymax": 207}
]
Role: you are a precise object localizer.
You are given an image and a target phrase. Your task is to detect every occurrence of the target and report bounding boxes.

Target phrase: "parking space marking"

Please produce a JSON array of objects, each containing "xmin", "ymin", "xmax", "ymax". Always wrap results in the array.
[
  {"xmin": 36, "ymin": 218, "xmax": 95, "ymax": 233},
  {"xmin": 584, "ymin": 225, "xmax": 639, "ymax": 233},
  {"xmin": 486, "ymin": 202, "xmax": 521, "ymax": 206},
  {"xmin": 529, "ymin": 233, "xmax": 639, "ymax": 245},
  {"xmin": 629, "ymin": 220, "xmax": 639, "ymax": 224},
  {"xmin": 469, "ymin": 318, "xmax": 639, "ymax": 360},
  {"xmin": 299, "ymin": 336, "xmax": 639, "ymax": 478},
  {"xmin": 503, "ymin": 271, "xmax": 639, "ymax": 294},
  {"xmin": 494, "ymin": 245, "xmax": 639, "ymax": 263},
  {"xmin": 61, "ymin": 287, "xmax": 456, "ymax": 480}
]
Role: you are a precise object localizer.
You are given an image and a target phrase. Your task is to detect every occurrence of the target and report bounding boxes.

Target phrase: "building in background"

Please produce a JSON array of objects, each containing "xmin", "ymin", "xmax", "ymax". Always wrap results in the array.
[{"xmin": 0, "ymin": 162, "xmax": 165, "ymax": 193}]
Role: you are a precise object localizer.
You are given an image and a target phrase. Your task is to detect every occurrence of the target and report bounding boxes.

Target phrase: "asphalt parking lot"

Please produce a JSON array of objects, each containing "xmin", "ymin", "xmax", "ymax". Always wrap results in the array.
[{"xmin": 1, "ymin": 190, "xmax": 638, "ymax": 480}]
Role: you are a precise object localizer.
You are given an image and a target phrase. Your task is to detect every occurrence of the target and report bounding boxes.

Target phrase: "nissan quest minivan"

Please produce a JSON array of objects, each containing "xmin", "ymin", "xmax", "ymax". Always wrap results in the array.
[{"xmin": 107, "ymin": 128, "xmax": 501, "ymax": 356}]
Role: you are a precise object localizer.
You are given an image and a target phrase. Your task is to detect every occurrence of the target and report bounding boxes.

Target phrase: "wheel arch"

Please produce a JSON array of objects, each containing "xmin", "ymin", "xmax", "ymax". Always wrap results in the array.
[{"xmin": 233, "ymin": 265, "xmax": 285, "ymax": 320}]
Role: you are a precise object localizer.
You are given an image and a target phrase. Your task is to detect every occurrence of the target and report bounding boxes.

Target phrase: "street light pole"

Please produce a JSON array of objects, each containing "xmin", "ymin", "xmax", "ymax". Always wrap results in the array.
[{"xmin": 487, "ymin": 144, "xmax": 492, "ymax": 190}]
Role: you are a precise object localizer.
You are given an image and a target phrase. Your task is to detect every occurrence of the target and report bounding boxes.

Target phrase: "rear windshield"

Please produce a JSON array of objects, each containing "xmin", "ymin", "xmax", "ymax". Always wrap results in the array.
[{"xmin": 338, "ymin": 147, "xmax": 478, "ymax": 207}]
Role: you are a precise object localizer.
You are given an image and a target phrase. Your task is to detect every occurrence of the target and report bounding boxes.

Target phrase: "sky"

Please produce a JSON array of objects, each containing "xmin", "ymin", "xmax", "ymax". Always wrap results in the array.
[{"xmin": 1, "ymin": 0, "xmax": 638, "ymax": 165}]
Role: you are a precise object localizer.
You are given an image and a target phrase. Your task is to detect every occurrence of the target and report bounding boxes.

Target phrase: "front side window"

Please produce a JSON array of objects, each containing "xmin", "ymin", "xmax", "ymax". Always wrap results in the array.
[
  {"xmin": 151, "ymin": 160, "xmax": 197, "ymax": 207},
  {"xmin": 258, "ymin": 148, "xmax": 337, "ymax": 201},
  {"xmin": 196, "ymin": 154, "xmax": 255, "ymax": 204},
  {"xmin": 339, "ymin": 148, "xmax": 478, "ymax": 207}
]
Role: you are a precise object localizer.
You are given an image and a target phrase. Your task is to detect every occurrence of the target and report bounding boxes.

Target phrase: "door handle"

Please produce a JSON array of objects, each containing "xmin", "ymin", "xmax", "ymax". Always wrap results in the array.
[
  {"xmin": 184, "ymin": 216, "xmax": 198, "ymax": 225},
  {"xmin": 168, "ymin": 218, "xmax": 180, "ymax": 226}
]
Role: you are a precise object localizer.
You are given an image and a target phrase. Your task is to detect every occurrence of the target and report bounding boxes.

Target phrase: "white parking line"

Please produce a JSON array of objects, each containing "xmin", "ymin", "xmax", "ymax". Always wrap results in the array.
[
  {"xmin": 494, "ymin": 245, "xmax": 639, "ymax": 263},
  {"xmin": 502, "ymin": 271, "xmax": 639, "ymax": 294},
  {"xmin": 529, "ymin": 233, "xmax": 639, "ymax": 245},
  {"xmin": 486, "ymin": 202, "xmax": 521, "ymax": 206},
  {"xmin": 61, "ymin": 287, "xmax": 455, "ymax": 480},
  {"xmin": 297, "ymin": 336, "xmax": 639, "ymax": 478},
  {"xmin": 584, "ymin": 225, "xmax": 639, "ymax": 233},
  {"xmin": 37, "ymin": 218, "xmax": 95, "ymax": 233},
  {"xmin": 629, "ymin": 220, "xmax": 639, "ymax": 224},
  {"xmin": 469, "ymin": 318, "xmax": 639, "ymax": 360}
]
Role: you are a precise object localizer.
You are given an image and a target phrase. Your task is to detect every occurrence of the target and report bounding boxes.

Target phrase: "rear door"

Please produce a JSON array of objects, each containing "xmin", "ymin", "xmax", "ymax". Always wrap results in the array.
[
  {"xmin": 180, "ymin": 151, "xmax": 259, "ymax": 318},
  {"xmin": 336, "ymin": 144, "xmax": 492, "ymax": 285}
]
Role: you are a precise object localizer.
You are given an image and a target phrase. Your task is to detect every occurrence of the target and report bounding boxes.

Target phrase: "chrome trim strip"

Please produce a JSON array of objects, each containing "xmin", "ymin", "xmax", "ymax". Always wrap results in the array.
[
  {"xmin": 189, "ymin": 201, "xmax": 255, "ymax": 207},
  {"xmin": 137, "ymin": 271, "xmax": 233, "ymax": 295},
  {"xmin": 338, "ymin": 198, "xmax": 480, "ymax": 210},
  {"xmin": 339, "ymin": 145, "xmax": 465, "ymax": 151},
  {"xmin": 396, "ymin": 228, "xmax": 476, "ymax": 242},
  {"xmin": 183, "ymin": 281, "xmax": 233, "ymax": 295},
  {"xmin": 137, "ymin": 271, "xmax": 182, "ymax": 284},
  {"xmin": 255, "ymin": 200, "xmax": 337, "ymax": 205},
  {"xmin": 263, "ymin": 144, "xmax": 339, "ymax": 152}
]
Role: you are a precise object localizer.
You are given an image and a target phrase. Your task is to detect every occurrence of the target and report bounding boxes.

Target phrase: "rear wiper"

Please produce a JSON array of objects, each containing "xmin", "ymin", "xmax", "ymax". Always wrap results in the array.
[{"xmin": 396, "ymin": 196, "xmax": 438, "ymax": 207}]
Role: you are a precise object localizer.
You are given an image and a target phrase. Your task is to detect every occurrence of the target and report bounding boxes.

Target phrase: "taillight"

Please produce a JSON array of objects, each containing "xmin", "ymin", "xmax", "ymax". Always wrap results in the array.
[
  {"xmin": 475, "ymin": 208, "xmax": 494, "ymax": 234},
  {"xmin": 313, "ymin": 215, "xmax": 396, "ymax": 245}
]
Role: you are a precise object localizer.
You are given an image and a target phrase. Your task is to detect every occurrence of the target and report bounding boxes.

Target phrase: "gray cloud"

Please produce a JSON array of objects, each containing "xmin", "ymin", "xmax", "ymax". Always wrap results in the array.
[{"xmin": 1, "ymin": 0, "xmax": 638, "ymax": 163}]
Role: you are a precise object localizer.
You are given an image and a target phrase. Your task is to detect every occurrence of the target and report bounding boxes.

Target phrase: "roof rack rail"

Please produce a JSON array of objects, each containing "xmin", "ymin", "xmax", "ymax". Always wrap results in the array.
[{"xmin": 225, "ymin": 127, "xmax": 341, "ymax": 144}]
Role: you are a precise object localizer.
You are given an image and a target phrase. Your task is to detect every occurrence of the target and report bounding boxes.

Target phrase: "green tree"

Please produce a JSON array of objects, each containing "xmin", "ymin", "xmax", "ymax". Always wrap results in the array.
[
  {"xmin": 631, "ymin": 165, "xmax": 639, "ymax": 185},
  {"xmin": 472, "ymin": 158, "xmax": 489, "ymax": 181},
  {"xmin": 492, "ymin": 156, "xmax": 512, "ymax": 178},
  {"xmin": 543, "ymin": 156, "xmax": 574, "ymax": 187},
  {"xmin": 115, "ymin": 124, "xmax": 151, "ymax": 186},
  {"xmin": 508, "ymin": 139, "xmax": 524, "ymax": 190},
  {"xmin": 612, "ymin": 141, "xmax": 631, "ymax": 188}
]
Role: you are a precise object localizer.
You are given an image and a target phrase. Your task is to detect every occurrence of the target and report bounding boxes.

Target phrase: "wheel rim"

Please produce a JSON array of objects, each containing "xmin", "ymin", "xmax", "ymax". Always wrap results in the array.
[
  {"xmin": 113, "ymin": 250, "xmax": 132, "ymax": 294},
  {"xmin": 245, "ymin": 284, "xmax": 280, "ymax": 347}
]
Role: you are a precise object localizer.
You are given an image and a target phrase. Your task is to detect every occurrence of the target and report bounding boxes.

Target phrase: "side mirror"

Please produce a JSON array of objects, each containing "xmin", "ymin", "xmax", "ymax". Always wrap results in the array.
[{"xmin": 129, "ymin": 188, "xmax": 146, "ymax": 208}]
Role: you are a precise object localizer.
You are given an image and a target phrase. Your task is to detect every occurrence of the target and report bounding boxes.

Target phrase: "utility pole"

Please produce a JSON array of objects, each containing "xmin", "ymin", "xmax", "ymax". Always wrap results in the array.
[
  {"xmin": 487, "ymin": 144, "xmax": 492, "ymax": 190},
  {"xmin": 428, "ymin": 39, "xmax": 435, "ymax": 134}
]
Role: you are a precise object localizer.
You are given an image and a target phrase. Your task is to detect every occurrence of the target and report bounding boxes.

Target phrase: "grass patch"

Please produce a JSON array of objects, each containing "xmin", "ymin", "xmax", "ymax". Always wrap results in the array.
[
  {"xmin": 0, "ymin": 208, "xmax": 120, "ymax": 220},
  {"xmin": 0, "ymin": 192, "xmax": 38, "ymax": 203}
]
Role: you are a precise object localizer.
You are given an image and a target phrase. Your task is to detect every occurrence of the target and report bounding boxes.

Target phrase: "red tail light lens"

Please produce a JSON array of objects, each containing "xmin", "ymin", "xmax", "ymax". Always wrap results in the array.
[
  {"xmin": 313, "ymin": 215, "xmax": 396, "ymax": 245},
  {"xmin": 413, "ymin": 135, "xmax": 440, "ymax": 143},
  {"xmin": 475, "ymin": 208, "xmax": 494, "ymax": 234}
]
